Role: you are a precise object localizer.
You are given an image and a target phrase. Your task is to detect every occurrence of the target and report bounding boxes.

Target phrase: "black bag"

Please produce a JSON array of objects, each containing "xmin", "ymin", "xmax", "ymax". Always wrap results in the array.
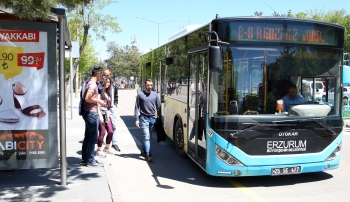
[
  {"xmin": 155, "ymin": 118, "xmax": 166, "ymax": 143},
  {"xmin": 103, "ymin": 113, "xmax": 108, "ymax": 124},
  {"xmin": 198, "ymin": 116, "xmax": 203, "ymax": 140},
  {"xmin": 79, "ymin": 82, "xmax": 87, "ymax": 116}
]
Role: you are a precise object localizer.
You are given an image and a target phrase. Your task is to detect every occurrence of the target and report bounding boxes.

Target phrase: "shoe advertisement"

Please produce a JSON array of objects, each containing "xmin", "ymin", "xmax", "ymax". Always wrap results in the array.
[
  {"xmin": 0, "ymin": 29, "xmax": 48, "ymax": 129},
  {"xmin": 0, "ymin": 25, "xmax": 54, "ymax": 168}
]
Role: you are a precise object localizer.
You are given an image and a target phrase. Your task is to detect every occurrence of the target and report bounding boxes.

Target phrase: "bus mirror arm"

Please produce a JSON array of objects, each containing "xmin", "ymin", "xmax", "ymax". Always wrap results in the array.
[{"xmin": 204, "ymin": 31, "xmax": 229, "ymax": 45}]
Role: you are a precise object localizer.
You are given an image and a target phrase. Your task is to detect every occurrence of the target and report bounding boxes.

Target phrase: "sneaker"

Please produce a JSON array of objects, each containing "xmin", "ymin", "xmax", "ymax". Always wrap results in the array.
[
  {"xmin": 112, "ymin": 144, "xmax": 121, "ymax": 152},
  {"xmin": 140, "ymin": 151, "xmax": 146, "ymax": 157},
  {"xmin": 95, "ymin": 159, "xmax": 104, "ymax": 166},
  {"xmin": 104, "ymin": 149, "xmax": 116, "ymax": 155},
  {"xmin": 88, "ymin": 160, "xmax": 104, "ymax": 167},
  {"xmin": 96, "ymin": 150, "xmax": 106, "ymax": 158},
  {"xmin": 147, "ymin": 155, "xmax": 153, "ymax": 162},
  {"xmin": 80, "ymin": 160, "xmax": 88, "ymax": 166}
]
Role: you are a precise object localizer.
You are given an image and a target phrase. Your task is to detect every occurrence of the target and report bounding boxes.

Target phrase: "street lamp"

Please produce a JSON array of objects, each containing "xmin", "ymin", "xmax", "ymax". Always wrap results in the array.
[{"xmin": 135, "ymin": 16, "xmax": 180, "ymax": 47}]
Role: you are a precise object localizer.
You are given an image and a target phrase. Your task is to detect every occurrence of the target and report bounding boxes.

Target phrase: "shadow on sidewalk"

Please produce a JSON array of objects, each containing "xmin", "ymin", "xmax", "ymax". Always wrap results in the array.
[{"xmin": 0, "ymin": 156, "xmax": 102, "ymax": 199}]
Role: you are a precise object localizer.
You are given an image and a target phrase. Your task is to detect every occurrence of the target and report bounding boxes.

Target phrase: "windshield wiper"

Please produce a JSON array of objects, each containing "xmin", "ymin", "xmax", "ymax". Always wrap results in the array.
[
  {"xmin": 228, "ymin": 118, "xmax": 336, "ymax": 140},
  {"xmin": 273, "ymin": 118, "xmax": 336, "ymax": 136},
  {"xmin": 228, "ymin": 122, "xmax": 297, "ymax": 140}
]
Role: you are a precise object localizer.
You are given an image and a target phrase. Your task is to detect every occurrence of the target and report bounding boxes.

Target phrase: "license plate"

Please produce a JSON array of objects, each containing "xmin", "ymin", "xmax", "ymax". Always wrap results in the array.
[{"xmin": 271, "ymin": 166, "xmax": 301, "ymax": 176}]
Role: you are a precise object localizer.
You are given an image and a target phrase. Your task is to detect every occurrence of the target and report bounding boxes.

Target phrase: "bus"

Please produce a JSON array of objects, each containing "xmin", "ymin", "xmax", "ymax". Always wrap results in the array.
[{"xmin": 140, "ymin": 16, "xmax": 344, "ymax": 176}]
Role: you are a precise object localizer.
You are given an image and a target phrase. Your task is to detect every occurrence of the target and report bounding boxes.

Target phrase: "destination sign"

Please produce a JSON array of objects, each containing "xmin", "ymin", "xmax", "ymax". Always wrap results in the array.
[{"xmin": 227, "ymin": 21, "xmax": 341, "ymax": 46}]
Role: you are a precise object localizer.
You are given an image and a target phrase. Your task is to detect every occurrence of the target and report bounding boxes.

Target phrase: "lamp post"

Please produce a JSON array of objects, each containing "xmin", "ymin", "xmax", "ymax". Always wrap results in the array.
[{"xmin": 135, "ymin": 16, "xmax": 180, "ymax": 47}]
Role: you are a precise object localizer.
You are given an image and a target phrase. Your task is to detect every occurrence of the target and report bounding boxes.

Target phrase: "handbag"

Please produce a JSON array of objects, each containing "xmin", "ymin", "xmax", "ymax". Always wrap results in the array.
[
  {"xmin": 107, "ymin": 100, "xmax": 111, "ymax": 109},
  {"xmin": 102, "ymin": 113, "xmax": 108, "ymax": 124}
]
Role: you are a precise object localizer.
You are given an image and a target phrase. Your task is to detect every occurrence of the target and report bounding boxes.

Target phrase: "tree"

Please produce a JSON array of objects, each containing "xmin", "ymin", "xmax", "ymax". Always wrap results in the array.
[
  {"xmin": 253, "ymin": 9, "xmax": 350, "ymax": 52},
  {"xmin": 105, "ymin": 42, "xmax": 141, "ymax": 82},
  {"xmin": 306, "ymin": 9, "xmax": 350, "ymax": 52},
  {"xmin": 61, "ymin": 0, "xmax": 121, "ymax": 109},
  {"xmin": 67, "ymin": 0, "xmax": 121, "ymax": 79},
  {"xmin": 0, "ymin": 0, "xmax": 91, "ymax": 21},
  {"xmin": 254, "ymin": 11, "xmax": 263, "ymax": 16},
  {"xmin": 1, "ymin": 0, "xmax": 122, "ymax": 109}
]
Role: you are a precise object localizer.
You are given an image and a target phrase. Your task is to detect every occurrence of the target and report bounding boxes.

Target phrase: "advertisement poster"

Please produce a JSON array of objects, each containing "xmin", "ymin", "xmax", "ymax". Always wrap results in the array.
[{"xmin": 0, "ymin": 28, "xmax": 50, "ymax": 163}]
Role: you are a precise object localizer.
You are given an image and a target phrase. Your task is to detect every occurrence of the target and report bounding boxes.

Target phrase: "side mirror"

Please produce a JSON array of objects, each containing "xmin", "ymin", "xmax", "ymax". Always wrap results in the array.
[{"xmin": 208, "ymin": 46, "xmax": 222, "ymax": 71}]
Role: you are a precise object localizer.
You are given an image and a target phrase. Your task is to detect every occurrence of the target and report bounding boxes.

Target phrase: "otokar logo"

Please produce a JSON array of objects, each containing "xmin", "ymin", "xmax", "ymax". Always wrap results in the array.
[
  {"xmin": 267, "ymin": 140, "xmax": 307, "ymax": 153},
  {"xmin": 279, "ymin": 131, "xmax": 298, "ymax": 136}
]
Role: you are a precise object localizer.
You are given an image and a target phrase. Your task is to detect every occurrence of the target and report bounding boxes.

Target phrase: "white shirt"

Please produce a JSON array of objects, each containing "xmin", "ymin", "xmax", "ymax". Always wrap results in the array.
[{"xmin": 191, "ymin": 82, "xmax": 201, "ymax": 92}]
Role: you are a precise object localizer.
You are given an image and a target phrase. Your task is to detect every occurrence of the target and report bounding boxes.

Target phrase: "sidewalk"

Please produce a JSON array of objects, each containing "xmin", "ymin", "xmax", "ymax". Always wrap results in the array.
[
  {"xmin": 0, "ymin": 97, "xmax": 118, "ymax": 202},
  {"xmin": 345, "ymin": 119, "xmax": 350, "ymax": 127}
]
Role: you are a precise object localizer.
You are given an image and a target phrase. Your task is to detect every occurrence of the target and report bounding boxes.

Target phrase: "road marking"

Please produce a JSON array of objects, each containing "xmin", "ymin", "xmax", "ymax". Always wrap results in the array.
[
  {"xmin": 119, "ymin": 105, "xmax": 134, "ymax": 116},
  {"xmin": 226, "ymin": 178, "xmax": 267, "ymax": 202}
]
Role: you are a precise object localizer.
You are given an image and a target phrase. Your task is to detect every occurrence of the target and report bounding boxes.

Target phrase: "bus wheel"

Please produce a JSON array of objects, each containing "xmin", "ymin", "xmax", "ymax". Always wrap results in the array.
[{"xmin": 175, "ymin": 120, "xmax": 186, "ymax": 157}]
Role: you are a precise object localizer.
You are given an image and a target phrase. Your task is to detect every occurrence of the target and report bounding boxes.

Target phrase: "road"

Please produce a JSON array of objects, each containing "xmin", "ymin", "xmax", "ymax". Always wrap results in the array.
[{"xmin": 108, "ymin": 89, "xmax": 350, "ymax": 202}]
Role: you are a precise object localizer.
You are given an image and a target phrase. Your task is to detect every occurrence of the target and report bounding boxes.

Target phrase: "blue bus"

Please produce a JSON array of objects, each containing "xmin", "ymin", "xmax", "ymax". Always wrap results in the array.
[{"xmin": 140, "ymin": 16, "xmax": 344, "ymax": 176}]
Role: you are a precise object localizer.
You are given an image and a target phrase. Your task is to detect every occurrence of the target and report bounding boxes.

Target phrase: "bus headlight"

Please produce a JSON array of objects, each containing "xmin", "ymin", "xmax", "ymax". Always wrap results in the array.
[
  {"xmin": 325, "ymin": 141, "xmax": 342, "ymax": 161},
  {"xmin": 215, "ymin": 145, "xmax": 243, "ymax": 166}
]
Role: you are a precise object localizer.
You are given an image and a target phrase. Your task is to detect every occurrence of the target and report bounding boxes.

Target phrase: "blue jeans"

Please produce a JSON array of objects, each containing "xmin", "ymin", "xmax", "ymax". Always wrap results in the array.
[
  {"xmin": 140, "ymin": 116, "xmax": 155, "ymax": 155},
  {"xmin": 82, "ymin": 111, "xmax": 99, "ymax": 163},
  {"xmin": 110, "ymin": 105, "xmax": 118, "ymax": 145}
]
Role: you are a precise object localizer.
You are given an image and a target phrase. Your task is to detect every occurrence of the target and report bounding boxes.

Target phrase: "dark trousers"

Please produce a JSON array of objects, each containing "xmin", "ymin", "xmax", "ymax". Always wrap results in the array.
[
  {"xmin": 98, "ymin": 118, "xmax": 114, "ymax": 147},
  {"xmin": 82, "ymin": 111, "xmax": 99, "ymax": 163}
]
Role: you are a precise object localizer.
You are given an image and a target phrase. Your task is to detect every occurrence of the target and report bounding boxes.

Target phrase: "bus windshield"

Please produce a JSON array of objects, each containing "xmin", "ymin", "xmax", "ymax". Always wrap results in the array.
[{"xmin": 208, "ymin": 45, "xmax": 342, "ymax": 120}]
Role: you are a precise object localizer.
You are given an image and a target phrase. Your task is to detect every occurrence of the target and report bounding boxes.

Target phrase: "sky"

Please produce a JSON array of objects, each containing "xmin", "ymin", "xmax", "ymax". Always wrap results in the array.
[{"xmin": 90, "ymin": 0, "xmax": 348, "ymax": 61}]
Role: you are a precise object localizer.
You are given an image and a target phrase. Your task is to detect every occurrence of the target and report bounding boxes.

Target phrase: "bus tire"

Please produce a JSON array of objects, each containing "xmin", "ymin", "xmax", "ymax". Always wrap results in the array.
[{"xmin": 175, "ymin": 119, "xmax": 187, "ymax": 158}]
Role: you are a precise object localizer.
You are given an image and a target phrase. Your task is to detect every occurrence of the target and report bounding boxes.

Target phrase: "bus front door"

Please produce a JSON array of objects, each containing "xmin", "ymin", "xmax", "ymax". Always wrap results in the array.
[{"xmin": 188, "ymin": 51, "xmax": 207, "ymax": 166}]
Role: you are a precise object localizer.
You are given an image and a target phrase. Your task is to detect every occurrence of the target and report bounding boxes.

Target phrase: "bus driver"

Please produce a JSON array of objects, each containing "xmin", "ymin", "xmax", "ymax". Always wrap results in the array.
[{"xmin": 282, "ymin": 83, "xmax": 308, "ymax": 112}]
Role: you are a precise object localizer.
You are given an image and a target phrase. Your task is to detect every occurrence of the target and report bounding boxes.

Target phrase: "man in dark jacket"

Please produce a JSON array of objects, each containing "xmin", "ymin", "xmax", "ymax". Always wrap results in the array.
[{"xmin": 103, "ymin": 69, "xmax": 120, "ymax": 152}]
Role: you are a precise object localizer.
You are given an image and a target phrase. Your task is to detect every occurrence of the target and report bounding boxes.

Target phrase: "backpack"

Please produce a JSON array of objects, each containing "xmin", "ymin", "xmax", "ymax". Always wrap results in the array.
[
  {"xmin": 79, "ymin": 78, "xmax": 103, "ymax": 116},
  {"xmin": 79, "ymin": 82, "xmax": 87, "ymax": 116}
]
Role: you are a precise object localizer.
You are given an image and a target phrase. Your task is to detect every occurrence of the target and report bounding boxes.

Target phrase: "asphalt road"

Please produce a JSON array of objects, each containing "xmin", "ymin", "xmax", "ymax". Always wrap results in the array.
[{"xmin": 108, "ymin": 89, "xmax": 350, "ymax": 202}]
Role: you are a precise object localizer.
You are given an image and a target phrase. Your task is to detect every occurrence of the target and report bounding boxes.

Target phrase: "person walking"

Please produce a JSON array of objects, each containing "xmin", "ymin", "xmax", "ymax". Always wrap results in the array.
[
  {"xmin": 199, "ymin": 84, "xmax": 207, "ymax": 140},
  {"xmin": 175, "ymin": 80, "xmax": 181, "ymax": 95},
  {"xmin": 134, "ymin": 78, "xmax": 161, "ymax": 162},
  {"xmin": 166, "ymin": 82, "xmax": 172, "ymax": 96},
  {"xmin": 81, "ymin": 66, "xmax": 106, "ymax": 167},
  {"xmin": 96, "ymin": 77, "xmax": 117, "ymax": 157},
  {"xmin": 102, "ymin": 69, "xmax": 120, "ymax": 152}
]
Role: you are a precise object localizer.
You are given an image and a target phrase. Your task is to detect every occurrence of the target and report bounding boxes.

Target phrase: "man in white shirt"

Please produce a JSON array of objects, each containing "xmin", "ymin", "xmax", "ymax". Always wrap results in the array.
[{"xmin": 190, "ymin": 81, "xmax": 201, "ymax": 105}]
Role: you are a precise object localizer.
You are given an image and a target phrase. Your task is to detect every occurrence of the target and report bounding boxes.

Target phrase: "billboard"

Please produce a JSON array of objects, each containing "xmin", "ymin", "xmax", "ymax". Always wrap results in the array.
[{"xmin": 0, "ymin": 20, "xmax": 58, "ymax": 169}]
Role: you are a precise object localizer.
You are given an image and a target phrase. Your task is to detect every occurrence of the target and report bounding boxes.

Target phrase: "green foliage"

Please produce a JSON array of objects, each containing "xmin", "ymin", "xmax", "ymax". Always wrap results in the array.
[
  {"xmin": 66, "ymin": 16, "xmax": 99, "ymax": 77},
  {"xmin": 254, "ymin": 11, "xmax": 263, "ymax": 16},
  {"xmin": 306, "ymin": 9, "xmax": 350, "ymax": 52},
  {"xmin": 254, "ymin": 9, "xmax": 350, "ymax": 52},
  {"xmin": 105, "ymin": 42, "xmax": 141, "ymax": 80},
  {"xmin": 0, "ymin": 0, "xmax": 53, "ymax": 21},
  {"xmin": 0, "ymin": 0, "xmax": 92, "ymax": 21},
  {"xmin": 66, "ymin": 0, "xmax": 121, "ymax": 78}
]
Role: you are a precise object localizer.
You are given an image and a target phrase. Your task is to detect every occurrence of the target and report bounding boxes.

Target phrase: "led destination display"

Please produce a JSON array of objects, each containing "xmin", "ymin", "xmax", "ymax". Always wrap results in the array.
[{"xmin": 225, "ymin": 21, "xmax": 342, "ymax": 46}]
